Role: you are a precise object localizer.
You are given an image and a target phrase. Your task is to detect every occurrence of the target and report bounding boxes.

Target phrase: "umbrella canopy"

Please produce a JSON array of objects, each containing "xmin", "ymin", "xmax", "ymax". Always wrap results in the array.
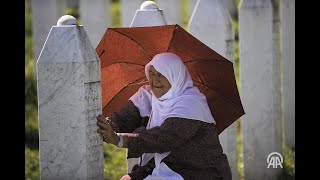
[{"xmin": 96, "ymin": 24, "xmax": 245, "ymax": 134}]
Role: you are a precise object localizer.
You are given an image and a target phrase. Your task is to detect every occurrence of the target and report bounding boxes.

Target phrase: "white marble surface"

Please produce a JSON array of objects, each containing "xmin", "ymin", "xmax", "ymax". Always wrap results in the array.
[
  {"xmin": 155, "ymin": 0, "xmax": 182, "ymax": 25},
  {"xmin": 37, "ymin": 24, "xmax": 104, "ymax": 179},
  {"xmin": 239, "ymin": 0, "xmax": 282, "ymax": 179},
  {"xmin": 130, "ymin": 1, "xmax": 167, "ymax": 27},
  {"xmin": 121, "ymin": 0, "xmax": 145, "ymax": 27},
  {"xmin": 80, "ymin": 0, "xmax": 111, "ymax": 48},
  {"xmin": 188, "ymin": 0, "xmax": 238, "ymax": 178},
  {"xmin": 281, "ymin": 0, "xmax": 295, "ymax": 149}
]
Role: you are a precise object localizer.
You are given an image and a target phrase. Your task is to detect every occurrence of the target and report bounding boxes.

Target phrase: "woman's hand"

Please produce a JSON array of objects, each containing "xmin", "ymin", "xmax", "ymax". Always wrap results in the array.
[
  {"xmin": 96, "ymin": 114, "xmax": 119, "ymax": 145},
  {"xmin": 120, "ymin": 175, "xmax": 131, "ymax": 180}
]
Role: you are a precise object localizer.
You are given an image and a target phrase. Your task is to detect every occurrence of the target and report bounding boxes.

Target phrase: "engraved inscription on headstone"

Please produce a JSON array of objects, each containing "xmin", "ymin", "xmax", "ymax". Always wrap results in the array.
[{"xmin": 85, "ymin": 82, "xmax": 104, "ymax": 178}]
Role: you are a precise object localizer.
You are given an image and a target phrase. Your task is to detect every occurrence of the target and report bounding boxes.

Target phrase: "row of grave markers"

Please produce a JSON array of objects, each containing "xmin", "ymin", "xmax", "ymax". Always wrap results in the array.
[{"xmin": 31, "ymin": 0, "xmax": 238, "ymax": 59}]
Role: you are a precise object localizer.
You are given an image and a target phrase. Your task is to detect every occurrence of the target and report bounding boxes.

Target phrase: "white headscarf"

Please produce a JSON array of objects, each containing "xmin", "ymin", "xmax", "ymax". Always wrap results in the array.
[
  {"xmin": 130, "ymin": 52, "xmax": 215, "ymax": 126},
  {"xmin": 129, "ymin": 53, "xmax": 215, "ymax": 178}
]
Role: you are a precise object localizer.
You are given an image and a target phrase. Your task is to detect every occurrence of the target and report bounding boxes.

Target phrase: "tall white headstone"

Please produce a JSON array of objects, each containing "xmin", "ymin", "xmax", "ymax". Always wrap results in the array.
[
  {"xmin": 31, "ymin": 0, "xmax": 66, "ymax": 62},
  {"xmin": 80, "ymin": 0, "xmax": 111, "ymax": 48},
  {"xmin": 130, "ymin": 1, "xmax": 167, "ymax": 27},
  {"xmin": 188, "ymin": 0, "xmax": 237, "ymax": 179},
  {"xmin": 239, "ymin": 0, "xmax": 282, "ymax": 179},
  {"xmin": 121, "ymin": 0, "xmax": 145, "ymax": 27},
  {"xmin": 281, "ymin": 0, "xmax": 295, "ymax": 149},
  {"xmin": 126, "ymin": 1, "xmax": 167, "ymax": 174},
  {"xmin": 37, "ymin": 15, "xmax": 104, "ymax": 179},
  {"xmin": 155, "ymin": 0, "xmax": 182, "ymax": 25}
]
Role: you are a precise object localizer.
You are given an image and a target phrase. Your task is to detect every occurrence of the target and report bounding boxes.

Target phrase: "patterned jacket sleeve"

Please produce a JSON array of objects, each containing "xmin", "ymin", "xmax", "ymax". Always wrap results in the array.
[
  {"xmin": 127, "ymin": 117, "xmax": 203, "ymax": 157},
  {"xmin": 128, "ymin": 158, "xmax": 155, "ymax": 180},
  {"xmin": 108, "ymin": 100, "xmax": 148, "ymax": 133}
]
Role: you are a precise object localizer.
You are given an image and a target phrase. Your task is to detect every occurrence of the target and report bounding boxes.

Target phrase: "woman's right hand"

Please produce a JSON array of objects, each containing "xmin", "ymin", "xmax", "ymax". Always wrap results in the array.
[
  {"xmin": 96, "ymin": 114, "xmax": 119, "ymax": 145},
  {"xmin": 120, "ymin": 175, "xmax": 131, "ymax": 180}
]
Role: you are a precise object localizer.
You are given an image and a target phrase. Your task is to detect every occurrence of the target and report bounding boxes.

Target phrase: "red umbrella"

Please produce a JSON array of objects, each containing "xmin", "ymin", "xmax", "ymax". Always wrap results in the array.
[{"xmin": 96, "ymin": 24, "xmax": 245, "ymax": 134}]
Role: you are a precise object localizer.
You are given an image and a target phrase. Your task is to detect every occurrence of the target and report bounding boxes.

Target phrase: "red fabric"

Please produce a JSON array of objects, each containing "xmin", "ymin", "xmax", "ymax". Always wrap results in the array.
[{"xmin": 96, "ymin": 24, "xmax": 245, "ymax": 134}]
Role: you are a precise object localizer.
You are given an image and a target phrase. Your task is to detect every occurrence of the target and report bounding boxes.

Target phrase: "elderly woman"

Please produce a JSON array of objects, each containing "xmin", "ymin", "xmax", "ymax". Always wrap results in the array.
[{"xmin": 97, "ymin": 52, "xmax": 231, "ymax": 180}]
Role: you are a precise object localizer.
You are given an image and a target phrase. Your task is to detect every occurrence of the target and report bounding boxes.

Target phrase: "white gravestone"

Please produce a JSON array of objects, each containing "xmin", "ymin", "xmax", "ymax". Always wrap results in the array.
[
  {"xmin": 189, "ymin": 0, "xmax": 234, "ymax": 63},
  {"xmin": 188, "ymin": 0, "xmax": 237, "ymax": 179},
  {"xmin": 31, "ymin": 0, "xmax": 66, "ymax": 62},
  {"xmin": 130, "ymin": 1, "xmax": 167, "ymax": 27},
  {"xmin": 37, "ymin": 15, "xmax": 104, "ymax": 180},
  {"xmin": 121, "ymin": 0, "xmax": 145, "ymax": 27},
  {"xmin": 80, "ymin": 0, "xmax": 111, "ymax": 48},
  {"xmin": 239, "ymin": 0, "xmax": 282, "ymax": 179},
  {"xmin": 281, "ymin": 0, "xmax": 295, "ymax": 149},
  {"xmin": 126, "ymin": 1, "xmax": 167, "ymax": 174},
  {"xmin": 155, "ymin": 0, "xmax": 182, "ymax": 25}
]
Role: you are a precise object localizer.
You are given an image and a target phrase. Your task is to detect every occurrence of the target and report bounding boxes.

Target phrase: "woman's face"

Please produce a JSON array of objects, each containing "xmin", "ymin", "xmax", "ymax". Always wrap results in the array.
[{"xmin": 148, "ymin": 65, "xmax": 171, "ymax": 98}]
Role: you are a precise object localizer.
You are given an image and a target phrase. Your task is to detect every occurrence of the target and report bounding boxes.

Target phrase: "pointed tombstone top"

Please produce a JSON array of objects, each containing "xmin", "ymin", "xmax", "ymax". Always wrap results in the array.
[
  {"xmin": 140, "ymin": 1, "xmax": 159, "ymax": 10},
  {"xmin": 130, "ymin": 1, "xmax": 167, "ymax": 27},
  {"xmin": 189, "ymin": 0, "xmax": 232, "ymax": 27},
  {"xmin": 57, "ymin": 15, "xmax": 77, "ymax": 26},
  {"xmin": 38, "ymin": 15, "xmax": 97, "ymax": 64}
]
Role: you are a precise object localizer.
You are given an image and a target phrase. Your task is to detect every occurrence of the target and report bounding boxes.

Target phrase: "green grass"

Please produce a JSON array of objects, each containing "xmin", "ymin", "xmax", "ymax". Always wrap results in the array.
[
  {"xmin": 103, "ymin": 144, "xmax": 127, "ymax": 179},
  {"xmin": 25, "ymin": 146, "xmax": 40, "ymax": 180},
  {"xmin": 282, "ymin": 146, "xmax": 295, "ymax": 178}
]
